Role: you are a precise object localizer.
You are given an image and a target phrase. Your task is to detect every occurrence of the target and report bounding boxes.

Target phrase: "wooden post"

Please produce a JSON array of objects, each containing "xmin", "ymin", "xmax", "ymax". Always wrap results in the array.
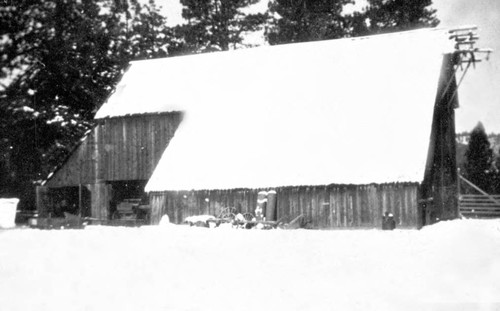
[
  {"xmin": 90, "ymin": 181, "xmax": 110, "ymax": 221},
  {"xmin": 457, "ymin": 168, "xmax": 461, "ymax": 212},
  {"xmin": 266, "ymin": 190, "xmax": 277, "ymax": 221},
  {"xmin": 256, "ymin": 191, "xmax": 267, "ymax": 221},
  {"xmin": 79, "ymin": 183, "xmax": 82, "ymax": 217},
  {"xmin": 36, "ymin": 186, "xmax": 50, "ymax": 217}
]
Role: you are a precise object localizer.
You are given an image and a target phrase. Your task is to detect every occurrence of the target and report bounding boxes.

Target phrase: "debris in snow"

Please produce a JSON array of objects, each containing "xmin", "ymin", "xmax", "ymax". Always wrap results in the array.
[
  {"xmin": 234, "ymin": 213, "xmax": 245, "ymax": 222},
  {"xmin": 254, "ymin": 205, "xmax": 264, "ymax": 221},
  {"xmin": 184, "ymin": 215, "xmax": 216, "ymax": 227}
]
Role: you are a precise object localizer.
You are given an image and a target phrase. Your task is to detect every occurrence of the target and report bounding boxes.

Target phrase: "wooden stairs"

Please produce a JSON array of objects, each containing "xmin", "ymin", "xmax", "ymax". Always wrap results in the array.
[
  {"xmin": 459, "ymin": 175, "xmax": 500, "ymax": 218},
  {"xmin": 459, "ymin": 194, "xmax": 500, "ymax": 218}
]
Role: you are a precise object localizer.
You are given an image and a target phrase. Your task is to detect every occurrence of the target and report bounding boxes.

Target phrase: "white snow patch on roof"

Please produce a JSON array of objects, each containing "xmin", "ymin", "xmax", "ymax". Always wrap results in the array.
[
  {"xmin": 144, "ymin": 28, "xmax": 454, "ymax": 191},
  {"xmin": 95, "ymin": 29, "xmax": 451, "ymax": 120}
]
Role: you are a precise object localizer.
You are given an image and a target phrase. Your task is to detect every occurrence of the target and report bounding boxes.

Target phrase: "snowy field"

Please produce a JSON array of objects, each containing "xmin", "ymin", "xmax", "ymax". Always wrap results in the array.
[{"xmin": 1, "ymin": 219, "xmax": 499, "ymax": 311}]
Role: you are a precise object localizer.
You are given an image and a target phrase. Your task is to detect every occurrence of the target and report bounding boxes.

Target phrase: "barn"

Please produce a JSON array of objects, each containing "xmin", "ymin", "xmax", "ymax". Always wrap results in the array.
[
  {"xmin": 144, "ymin": 28, "xmax": 468, "ymax": 229},
  {"xmin": 37, "ymin": 27, "xmax": 476, "ymax": 228}
]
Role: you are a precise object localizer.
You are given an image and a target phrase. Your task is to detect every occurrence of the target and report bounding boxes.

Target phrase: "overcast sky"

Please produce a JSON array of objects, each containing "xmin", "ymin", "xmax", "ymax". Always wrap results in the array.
[
  {"xmin": 156, "ymin": 0, "xmax": 500, "ymax": 133},
  {"xmin": 432, "ymin": 0, "xmax": 500, "ymax": 133}
]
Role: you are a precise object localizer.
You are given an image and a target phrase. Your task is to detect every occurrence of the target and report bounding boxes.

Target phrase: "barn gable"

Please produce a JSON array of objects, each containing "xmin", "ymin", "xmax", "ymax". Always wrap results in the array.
[{"xmin": 44, "ymin": 113, "xmax": 181, "ymax": 187}]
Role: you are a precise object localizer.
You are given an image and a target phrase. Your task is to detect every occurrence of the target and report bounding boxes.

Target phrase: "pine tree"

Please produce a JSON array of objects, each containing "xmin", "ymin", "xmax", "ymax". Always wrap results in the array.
[
  {"xmin": 178, "ymin": 0, "xmax": 266, "ymax": 52},
  {"xmin": 492, "ymin": 156, "xmax": 500, "ymax": 194},
  {"xmin": 265, "ymin": 0, "xmax": 440, "ymax": 45},
  {"xmin": 491, "ymin": 141, "xmax": 500, "ymax": 194},
  {"xmin": 464, "ymin": 122, "xmax": 494, "ymax": 193},
  {"xmin": 266, "ymin": 0, "xmax": 351, "ymax": 45},
  {"xmin": 349, "ymin": 0, "xmax": 439, "ymax": 36}
]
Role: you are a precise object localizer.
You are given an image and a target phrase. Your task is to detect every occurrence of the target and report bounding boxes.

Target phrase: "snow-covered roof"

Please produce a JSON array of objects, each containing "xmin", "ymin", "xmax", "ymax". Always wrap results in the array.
[{"xmin": 134, "ymin": 28, "xmax": 454, "ymax": 191}]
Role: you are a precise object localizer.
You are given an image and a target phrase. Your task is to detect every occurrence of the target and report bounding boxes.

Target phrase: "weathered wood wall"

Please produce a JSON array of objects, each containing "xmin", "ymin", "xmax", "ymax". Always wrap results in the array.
[
  {"xmin": 40, "ymin": 113, "xmax": 181, "ymax": 219},
  {"xmin": 45, "ymin": 113, "xmax": 182, "ymax": 187},
  {"xmin": 150, "ymin": 183, "xmax": 420, "ymax": 229},
  {"xmin": 35, "ymin": 185, "xmax": 91, "ymax": 217},
  {"xmin": 421, "ymin": 53, "xmax": 459, "ymax": 225},
  {"xmin": 88, "ymin": 182, "xmax": 111, "ymax": 220},
  {"xmin": 36, "ymin": 186, "xmax": 50, "ymax": 217}
]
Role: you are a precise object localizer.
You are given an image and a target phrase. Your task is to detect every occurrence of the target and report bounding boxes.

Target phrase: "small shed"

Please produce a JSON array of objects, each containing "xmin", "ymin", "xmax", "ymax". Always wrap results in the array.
[{"xmin": 144, "ymin": 28, "xmax": 462, "ymax": 228}]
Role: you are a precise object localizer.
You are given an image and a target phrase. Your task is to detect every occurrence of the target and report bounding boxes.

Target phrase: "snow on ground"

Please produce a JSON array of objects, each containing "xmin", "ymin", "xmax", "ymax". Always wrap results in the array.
[{"xmin": 1, "ymin": 219, "xmax": 499, "ymax": 311}]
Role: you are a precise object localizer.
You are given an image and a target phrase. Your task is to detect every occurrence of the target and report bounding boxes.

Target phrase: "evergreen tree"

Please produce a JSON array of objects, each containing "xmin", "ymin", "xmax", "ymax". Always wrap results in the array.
[
  {"xmin": 0, "ymin": 0, "xmax": 174, "ymax": 206},
  {"xmin": 463, "ymin": 122, "xmax": 494, "ymax": 193},
  {"xmin": 266, "ymin": 0, "xmax": 440, "ymax": 45},
  {"xmin": 492, "ymin": 157, "xmax": 500, "ymax": 194},
  {"xmin": 349, "ymin": 0, "xmax": 439, "ymax": 36},
  {"xmin": 491, "ymin": 144, "xmax": 500, "ymax": 194},
  {"xmin": 266, "ymin": 0, "xmax": 352, "ymax": 45},
  {"xmin": 178, "ymin": 0, "xmax": 266, "ymax": 52}
]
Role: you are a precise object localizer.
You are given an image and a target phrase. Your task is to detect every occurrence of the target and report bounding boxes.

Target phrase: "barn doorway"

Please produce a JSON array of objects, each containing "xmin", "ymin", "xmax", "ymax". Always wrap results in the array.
[
  {"xmin": 48, "ymin": 186, "xmax": 91, "ymax": 217},
  {"xmin": 108, "ymin": 180, "xmax": 150, "ymax": 222}
]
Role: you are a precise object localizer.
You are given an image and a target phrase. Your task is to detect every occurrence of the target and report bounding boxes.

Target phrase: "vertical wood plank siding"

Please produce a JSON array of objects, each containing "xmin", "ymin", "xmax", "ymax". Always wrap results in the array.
[
  {"xmin": 421, "ymin": 54, "xmax": 459, "ymax": 225},
  {"xmin": 88, "ymin": 182, "xmax": 111, "ymax": 220},
  {"xmin": 150, "ymin": 183, "xmax": 419, "ymax": 228},
  {"xmin": 45, "ymin": 113, "xmax": 182, "ymax": 187}
]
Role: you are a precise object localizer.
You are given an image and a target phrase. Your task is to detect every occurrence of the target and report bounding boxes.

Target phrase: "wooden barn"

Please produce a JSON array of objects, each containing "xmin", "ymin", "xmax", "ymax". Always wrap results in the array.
[
  {"xmin": 144, "ymin": 28, "xmax": 474, "ymax": 229},
  {"xmin": 37, "ymin": 27, "xmax": 481, "ymax": 228}
]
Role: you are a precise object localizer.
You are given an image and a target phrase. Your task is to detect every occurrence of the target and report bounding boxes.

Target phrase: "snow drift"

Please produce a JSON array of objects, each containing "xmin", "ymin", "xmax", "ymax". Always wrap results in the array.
[{"xmin": 0, "ymin": 219, "xmax": 499, "ymax": 311}]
